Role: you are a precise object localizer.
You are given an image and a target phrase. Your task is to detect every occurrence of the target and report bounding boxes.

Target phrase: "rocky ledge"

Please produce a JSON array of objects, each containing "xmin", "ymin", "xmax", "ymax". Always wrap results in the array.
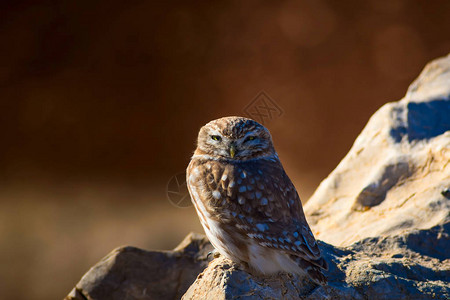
[{"xmin": 65, "ymin": 54, "xmax": 450, "ymax": 300}]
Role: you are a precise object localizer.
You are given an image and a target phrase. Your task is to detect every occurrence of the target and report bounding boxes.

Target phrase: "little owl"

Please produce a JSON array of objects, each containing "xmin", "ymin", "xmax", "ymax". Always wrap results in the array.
[{"xmin": 186, "ymin": 116, "xmax": 328, "ymax": 285}]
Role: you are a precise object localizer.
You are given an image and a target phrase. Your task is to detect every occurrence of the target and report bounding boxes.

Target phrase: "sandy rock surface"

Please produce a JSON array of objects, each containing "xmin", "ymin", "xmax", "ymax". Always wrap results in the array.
[{"xmin": 305, "ymin": 54, "xmax": 450, "ymax": 246}]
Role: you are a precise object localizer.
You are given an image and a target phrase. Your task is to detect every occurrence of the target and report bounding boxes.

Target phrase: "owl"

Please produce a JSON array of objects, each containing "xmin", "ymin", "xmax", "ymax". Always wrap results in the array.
[{"xmin": 186, "ymin": 116, "xmax": 328, "ymax": 285}]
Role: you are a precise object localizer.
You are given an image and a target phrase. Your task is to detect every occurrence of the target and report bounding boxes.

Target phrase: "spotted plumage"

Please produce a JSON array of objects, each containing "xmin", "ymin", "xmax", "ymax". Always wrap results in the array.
[{"xmin": 186, "ymin": 116, "xmax": 328, "ymax": 285}]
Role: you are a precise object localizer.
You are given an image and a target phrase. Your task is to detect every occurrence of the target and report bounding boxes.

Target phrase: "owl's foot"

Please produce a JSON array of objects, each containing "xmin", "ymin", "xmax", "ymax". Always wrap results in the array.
[{"xmin": 207, "ymin": 249, "xmax": 221, "ymax": 259}]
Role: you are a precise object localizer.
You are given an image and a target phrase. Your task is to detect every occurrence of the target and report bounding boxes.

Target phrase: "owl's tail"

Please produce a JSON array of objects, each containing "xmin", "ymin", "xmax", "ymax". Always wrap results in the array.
[{"xmin": 290, "ymin": 255, "xmax": 328, "ymax": 286}]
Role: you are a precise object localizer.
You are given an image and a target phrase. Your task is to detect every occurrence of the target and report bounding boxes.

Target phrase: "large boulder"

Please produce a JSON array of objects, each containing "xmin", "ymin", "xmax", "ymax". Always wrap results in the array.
[{"xmin": 304, "ymin": 53, "xmax": 450, "ymax": 246}]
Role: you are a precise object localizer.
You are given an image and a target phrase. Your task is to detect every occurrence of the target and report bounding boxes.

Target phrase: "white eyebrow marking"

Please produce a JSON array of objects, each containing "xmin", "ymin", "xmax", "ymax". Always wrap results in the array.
[{"xmin": 208, "ymin": 129, "xmax": 222, "ymax": 137}]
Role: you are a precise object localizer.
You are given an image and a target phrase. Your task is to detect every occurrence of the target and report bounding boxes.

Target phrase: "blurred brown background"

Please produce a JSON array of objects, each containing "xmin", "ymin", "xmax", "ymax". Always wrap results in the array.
[{"xmin": 1, "ymin": 0, "xmax": 449, "ymax": 299}]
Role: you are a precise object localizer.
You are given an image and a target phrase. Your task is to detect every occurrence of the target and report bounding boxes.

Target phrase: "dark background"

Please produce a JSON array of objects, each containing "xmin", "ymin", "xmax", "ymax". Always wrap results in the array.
[{"xmin": 1, "ymin": 1, "xmax": 449, "ymax": 299}]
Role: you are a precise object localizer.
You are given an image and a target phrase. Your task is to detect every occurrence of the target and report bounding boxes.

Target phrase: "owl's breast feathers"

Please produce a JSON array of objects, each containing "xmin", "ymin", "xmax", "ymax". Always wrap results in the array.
[{"xmin": 187, "ymin": 155, "xmax": 328, "ymax": 284}]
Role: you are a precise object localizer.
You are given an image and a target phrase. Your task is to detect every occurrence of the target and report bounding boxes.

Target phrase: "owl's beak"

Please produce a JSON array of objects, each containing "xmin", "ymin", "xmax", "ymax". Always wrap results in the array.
[{"xmin": 229, "ymin": 143, "xmax": 236, "ymax": 158}]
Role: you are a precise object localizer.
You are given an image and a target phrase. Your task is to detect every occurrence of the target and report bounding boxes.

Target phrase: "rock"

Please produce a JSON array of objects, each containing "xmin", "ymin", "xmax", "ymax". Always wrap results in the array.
[
  {"xmin": 183, "ymin": 224, "xmax": 449, "ymax": 300},
  {"xmin": 64, "ymin": 232, "xmax": 213, "ymax": 300},
  {"xmin": 65, "ymin": 54, "xmax": 450, "ymax": 300},
  {"xmin": 182, "ymin": 256, "xmax": 319, "ymax": 300},
  {"xmin": 304, "ymin": 53, "xmax": 450, "ymax": 247}
]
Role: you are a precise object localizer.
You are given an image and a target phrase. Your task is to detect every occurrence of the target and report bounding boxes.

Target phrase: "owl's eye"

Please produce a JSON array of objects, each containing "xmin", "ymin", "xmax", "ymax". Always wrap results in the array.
[
  {"xmin": 211, "ymin": 135, "xmax": 222, "ymax": 141},
  {"xmin": 244, "ymin": 136, "xmax": 256, "ymax": 142}
]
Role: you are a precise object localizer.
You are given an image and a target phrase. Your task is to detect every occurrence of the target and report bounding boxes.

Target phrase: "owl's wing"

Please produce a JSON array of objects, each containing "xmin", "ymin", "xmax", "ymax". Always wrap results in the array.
[
  {"xmin": 222, "ymin": 159, "xmax": 327, "ymax": 268},
  {"xmin": 244, "ymin": 218, "xmax": 325, "ymax": 264}
]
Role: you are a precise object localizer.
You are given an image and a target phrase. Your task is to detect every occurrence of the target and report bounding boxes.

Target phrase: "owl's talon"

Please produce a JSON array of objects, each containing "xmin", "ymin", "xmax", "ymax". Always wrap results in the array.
[{"xmin": 207, "ymin": 249, "xmax": 221, "ymax": 259}]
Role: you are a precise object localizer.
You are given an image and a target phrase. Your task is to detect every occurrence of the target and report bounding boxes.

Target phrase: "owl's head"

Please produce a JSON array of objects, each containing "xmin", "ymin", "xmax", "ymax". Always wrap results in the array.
[{"xmin": 195, "ymin": 116, "xmax": 276, "ymax": 160}]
